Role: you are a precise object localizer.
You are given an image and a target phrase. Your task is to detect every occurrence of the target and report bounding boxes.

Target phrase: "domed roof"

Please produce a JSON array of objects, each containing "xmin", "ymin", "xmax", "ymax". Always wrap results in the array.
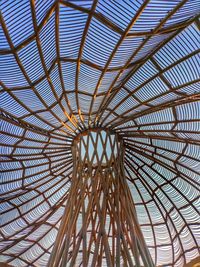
[{"xmin": 0, "ymin": 1, "xmax": 200, "ymax": 266}]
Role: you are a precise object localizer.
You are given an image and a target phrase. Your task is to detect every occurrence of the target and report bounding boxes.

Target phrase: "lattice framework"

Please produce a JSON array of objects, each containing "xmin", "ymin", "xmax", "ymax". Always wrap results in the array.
[
  {"xmin": 0, "ymin": 1, "xmax": 200, "ymax": 266},
  {"xmin": 48, "ymin": 130, "xmax": 155, "ymax": 267}
]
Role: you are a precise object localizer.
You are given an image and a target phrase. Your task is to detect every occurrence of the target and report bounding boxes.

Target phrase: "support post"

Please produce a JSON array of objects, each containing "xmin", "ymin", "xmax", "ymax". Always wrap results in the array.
[{"xmin": 48, "ymin": 129, "xmax": 155, "ymax": 267}]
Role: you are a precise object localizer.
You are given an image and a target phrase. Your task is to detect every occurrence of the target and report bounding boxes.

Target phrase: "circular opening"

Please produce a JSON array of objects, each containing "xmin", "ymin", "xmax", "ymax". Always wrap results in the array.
[{"xmin": 72, "ymin": 129, "xmax": 122, "ymax": 167}]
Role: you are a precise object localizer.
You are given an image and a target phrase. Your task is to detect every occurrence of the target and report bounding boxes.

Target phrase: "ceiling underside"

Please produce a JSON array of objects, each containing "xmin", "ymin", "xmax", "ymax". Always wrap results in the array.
[{"xmin": 0, "ymin": 1, "xmax": 200, "ymax": 266}]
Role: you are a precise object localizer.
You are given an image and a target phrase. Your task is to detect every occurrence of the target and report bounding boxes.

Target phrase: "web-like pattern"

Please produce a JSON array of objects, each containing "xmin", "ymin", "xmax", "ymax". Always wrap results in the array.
[{"xmin": 0, "ymin": 1, "xmax": 200, "ymax": 266}]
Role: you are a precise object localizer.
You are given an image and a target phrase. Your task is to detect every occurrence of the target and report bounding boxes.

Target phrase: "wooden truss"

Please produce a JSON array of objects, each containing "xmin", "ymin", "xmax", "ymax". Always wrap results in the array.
[{"xmin": 48, "ymin": 130, "xmax": 155, "ymax": 267}]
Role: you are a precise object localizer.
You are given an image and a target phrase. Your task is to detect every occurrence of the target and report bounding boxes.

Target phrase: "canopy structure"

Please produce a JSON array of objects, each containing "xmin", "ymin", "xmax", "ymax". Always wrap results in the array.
[{"xmin": 0, "ymin": 1, "xmax": 200, "ymax": 266}]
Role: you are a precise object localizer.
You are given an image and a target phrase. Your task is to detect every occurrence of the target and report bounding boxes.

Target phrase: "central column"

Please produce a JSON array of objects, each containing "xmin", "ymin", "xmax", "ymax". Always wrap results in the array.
[{"xmin": 48, "ymin": 129, "xmax": 154, "ymax": 267}]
